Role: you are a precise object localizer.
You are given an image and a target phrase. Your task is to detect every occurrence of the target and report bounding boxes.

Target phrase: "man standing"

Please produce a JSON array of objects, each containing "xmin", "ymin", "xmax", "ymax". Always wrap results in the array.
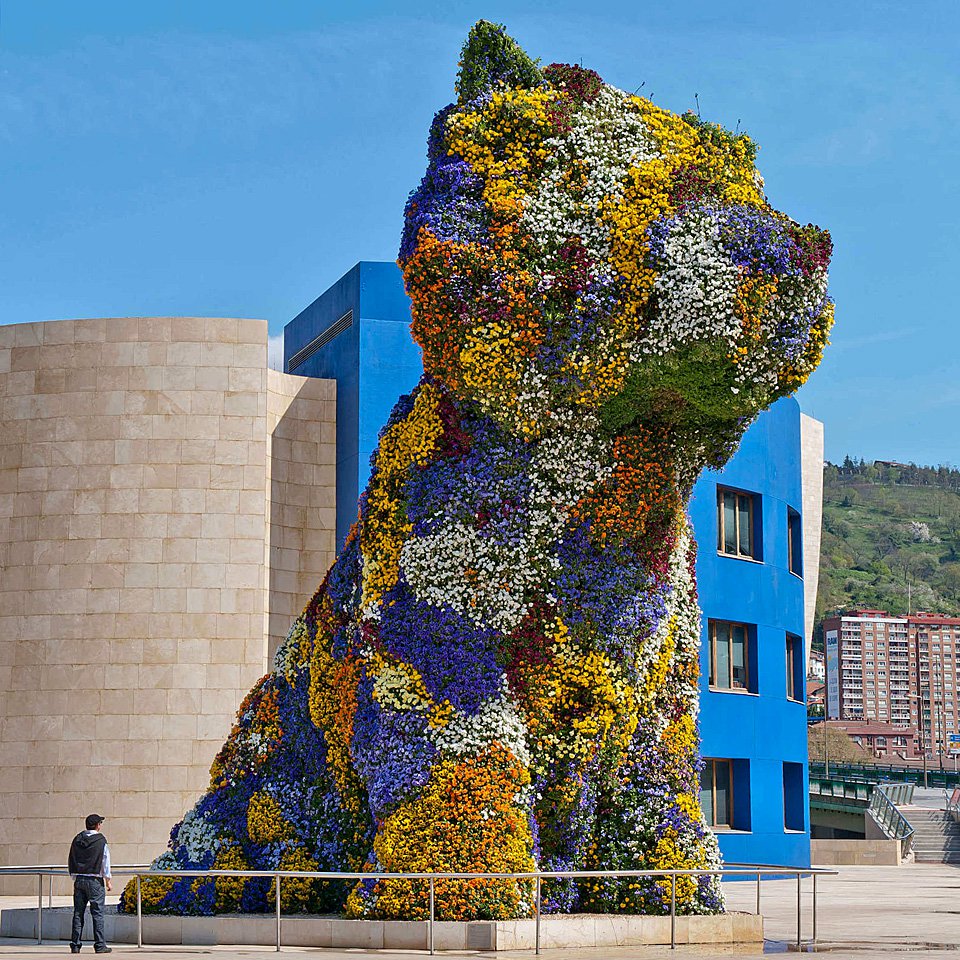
[{"xmin": 67, "ymin": 814, "xmax": 112, "ymax": 954}]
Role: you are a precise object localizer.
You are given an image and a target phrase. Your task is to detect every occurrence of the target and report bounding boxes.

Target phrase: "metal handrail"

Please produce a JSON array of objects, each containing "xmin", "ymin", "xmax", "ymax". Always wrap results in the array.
[
  {"xmin": 868, "ymin": 784, "xmax": 916, "ymax": 858},
  {"xmin": 0, "ymin": 861, "xmax": 835, "ymax": 955},
  {"xmin": 877, "ymin": 781, "xmax": 915, "ymax": 805}
]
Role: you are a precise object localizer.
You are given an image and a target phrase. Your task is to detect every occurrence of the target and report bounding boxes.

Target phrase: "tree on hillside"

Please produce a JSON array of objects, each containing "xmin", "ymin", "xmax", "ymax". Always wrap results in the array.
[
  {"xmin": 940, "ymin": 564, "xmax": 960, "ymax": 603},
  {"xmin": 874, "ymin": 523, "xmax": 903, "ymax": 560}
]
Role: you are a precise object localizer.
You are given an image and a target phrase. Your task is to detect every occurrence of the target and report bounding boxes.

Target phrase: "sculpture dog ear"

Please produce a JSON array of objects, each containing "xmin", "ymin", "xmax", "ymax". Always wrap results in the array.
[{"xmin": 455, "ymin": 21, "xmax": 543, "ymax": 103}]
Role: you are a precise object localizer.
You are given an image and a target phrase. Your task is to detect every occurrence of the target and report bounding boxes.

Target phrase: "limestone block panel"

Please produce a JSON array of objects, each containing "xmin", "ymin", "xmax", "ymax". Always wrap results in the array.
[
  {"xmin": 0, "ymin": 317, "xmax": 337, "ymax": 891},
  {"xmin": 265, "ymin": 370, "xmax": 337, "ymax": 664},
  {"xmin": 799, "ymin": 413, "xmax": 825, "ymax": 660}
]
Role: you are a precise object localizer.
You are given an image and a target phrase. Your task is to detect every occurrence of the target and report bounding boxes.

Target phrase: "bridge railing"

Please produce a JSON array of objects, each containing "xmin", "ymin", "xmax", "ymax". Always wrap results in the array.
[
  {"xmin": 809, "ymin": 775, "xmax": 873, "ymax": 803},
  {"xmin": 0, "ymin": 861, "xmax": 837, "ymax": 954},
  {"xmin": 809, "ymin": 761, "xmax": 960, "ymax": 789}
]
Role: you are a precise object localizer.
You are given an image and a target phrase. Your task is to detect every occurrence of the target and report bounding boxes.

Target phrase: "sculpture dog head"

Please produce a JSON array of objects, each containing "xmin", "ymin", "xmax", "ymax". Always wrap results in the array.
[{"xmin": 400, "ymin": 21, "xmax": 832, "ymax": 481}]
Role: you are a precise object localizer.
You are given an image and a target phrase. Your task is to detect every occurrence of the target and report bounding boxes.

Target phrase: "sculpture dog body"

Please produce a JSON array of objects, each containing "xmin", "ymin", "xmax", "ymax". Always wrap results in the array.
[{"xmin": 128, "ymin": 22, "xmax": 832, "ymax": 920}]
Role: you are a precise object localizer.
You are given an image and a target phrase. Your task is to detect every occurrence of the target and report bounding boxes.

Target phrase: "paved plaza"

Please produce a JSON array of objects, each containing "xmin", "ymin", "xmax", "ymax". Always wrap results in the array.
[{"xmin": 1, "ymin": 862, "xmax": 958, "ymax": 958}]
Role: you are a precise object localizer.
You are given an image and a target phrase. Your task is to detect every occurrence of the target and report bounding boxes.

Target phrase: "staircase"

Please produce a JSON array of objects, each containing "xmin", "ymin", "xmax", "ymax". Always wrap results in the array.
[{"xmin": 902, "ymin": 807, "xmax": 960, "ymax": 864}]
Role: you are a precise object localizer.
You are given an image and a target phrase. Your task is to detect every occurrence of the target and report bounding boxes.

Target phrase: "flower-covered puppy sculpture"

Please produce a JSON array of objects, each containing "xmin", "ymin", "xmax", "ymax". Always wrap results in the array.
[{"xmin": 125, "ymin": 21, "xmax": 833, "ymax": 921}]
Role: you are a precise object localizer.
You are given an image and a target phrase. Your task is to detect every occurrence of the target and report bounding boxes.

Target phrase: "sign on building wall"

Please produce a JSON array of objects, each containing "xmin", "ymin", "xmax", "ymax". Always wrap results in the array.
[{"xmin": 826, "ymin": 630, "xmax": 840, "ymax": 719}]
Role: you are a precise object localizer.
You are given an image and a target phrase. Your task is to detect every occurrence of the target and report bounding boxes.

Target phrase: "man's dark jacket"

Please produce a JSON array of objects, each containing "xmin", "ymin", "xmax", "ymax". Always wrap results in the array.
[{"xmin": 68, "ymin": 832, "xmax": 106, "ymax": 876}]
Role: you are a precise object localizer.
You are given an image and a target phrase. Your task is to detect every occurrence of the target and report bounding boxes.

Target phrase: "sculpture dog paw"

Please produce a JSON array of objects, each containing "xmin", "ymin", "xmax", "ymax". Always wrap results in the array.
[{"xmin": 124, "ymin": 21, "xmax": 832, "ymax": 921}]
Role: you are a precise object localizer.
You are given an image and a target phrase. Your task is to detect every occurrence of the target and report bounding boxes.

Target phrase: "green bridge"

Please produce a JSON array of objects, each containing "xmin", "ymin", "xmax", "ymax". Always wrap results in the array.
[{"xmin": 809, "ymin": 768, "xmax": 918, "ymax": 840}]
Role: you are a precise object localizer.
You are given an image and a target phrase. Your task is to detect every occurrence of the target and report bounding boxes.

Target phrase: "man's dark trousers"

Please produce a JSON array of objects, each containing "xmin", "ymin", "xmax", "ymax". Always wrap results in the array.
[{"xmin": 71, "ymin": 876, "xmax": 106, "ymax": 952}]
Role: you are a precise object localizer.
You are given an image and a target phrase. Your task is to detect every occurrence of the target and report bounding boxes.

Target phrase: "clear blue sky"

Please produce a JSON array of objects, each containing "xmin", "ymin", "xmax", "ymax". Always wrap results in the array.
[{"xmin": 1, "ymin": 1, "xmax": 957, "ymax": 464}]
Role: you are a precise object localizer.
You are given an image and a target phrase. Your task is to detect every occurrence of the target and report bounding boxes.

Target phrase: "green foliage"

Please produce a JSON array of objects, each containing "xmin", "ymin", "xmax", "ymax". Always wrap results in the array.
[
  {"xmin": 598, "ymin": 340, "xmax": 774, "ymax": 478},
  {"xmin": 599, "ymin": 341, "xmax": 761, "ymax": 427},
  {"xmin": 818, "ymin": 459, "xmax": 960, "ymax": 622},
  {"xmin": 456, "ymin": 21, "xmax": 543, "ymax": 103}
]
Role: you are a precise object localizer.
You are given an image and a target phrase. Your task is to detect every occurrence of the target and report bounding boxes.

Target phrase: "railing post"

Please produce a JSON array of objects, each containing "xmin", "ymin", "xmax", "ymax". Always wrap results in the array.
[
  {"xmin": 756, "ymin": 871, "xmax": 761, "ymax": 914},
  {"xmin": 48, "ymin": 872, "xmax": 53, "ymax": 908},
  {"xmin": 428, "ymin": 876, "xmax": 435, "ymax": 956},
  {"xmin": 275, "ymin": 874, "xmax": 281, "ymax": 952},
  {"xmin": 535, "ymin": 874, "xmax": 542, "ymax": 956},
  {"xmin": 670, "ymin": 874, "xmax": 676, "ymax": 950},
  {"xmin": 812, "ymin": 872, "xmax": 818, "ymax": 944},
  {"xmin": 136, "ymin": 875, "xmax": 143, "ymax": 949},
  {"xmin": 796, "ymin": 873, "xmax": 802, "ymax": 950},
  {"xmin": 37, "ymin": 872, "xmax": 42, "ymax": 945}
]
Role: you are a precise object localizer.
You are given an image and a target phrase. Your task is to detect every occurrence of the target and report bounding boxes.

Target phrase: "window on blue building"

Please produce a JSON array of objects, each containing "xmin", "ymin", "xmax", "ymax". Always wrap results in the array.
[
  {"xmin": 701, "ymin": 759, "xmax": 752, "ymax": 830},
  {"xmin": 786, "ymin": 632, "xmax": 804, "ymax": 702},
  {"xmin": 782, "ymin": 762, "xmax": 805, "ymax": 831},
  {"xmin": 788, "ymin": 507, "xmax": 803, "ymax": 576},
  {"xmin": 709, "ymin": 620, "xmax": 754, "ymax": 691},
  {"xmin": 717, "ymin": 487, "xmax": 760, "ymax": 560},
  {"xmin": 700, "ymin": 759, "xmax": 732, "ymax": 827}
]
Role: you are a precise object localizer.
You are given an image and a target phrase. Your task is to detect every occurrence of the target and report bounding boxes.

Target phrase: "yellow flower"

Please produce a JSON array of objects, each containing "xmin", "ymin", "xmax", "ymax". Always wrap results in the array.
[
  {"xmin": 247, "ymin": 791, "xmax": 293, "ymax": 844},
  {"xmin": 360, "ymin": 383, "xmax": 445, "ymax": 609}
]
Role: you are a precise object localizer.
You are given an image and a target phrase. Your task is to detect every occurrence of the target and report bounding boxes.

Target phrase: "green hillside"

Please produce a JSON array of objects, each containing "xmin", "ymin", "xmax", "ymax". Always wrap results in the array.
[{"xmin": 817, "ymin": 460, "xmax": 960, "ymax": 632}]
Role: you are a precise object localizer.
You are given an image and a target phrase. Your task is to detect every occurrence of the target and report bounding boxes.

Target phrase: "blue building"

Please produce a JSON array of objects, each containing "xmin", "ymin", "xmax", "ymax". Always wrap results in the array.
[
  {"xmin": 285, "ymin": 261, "xmax": 820, "ymax": 868},
  {"xmin": 690, "ymin": 401, "xmax": 813, "ymax": 867},
  {"xmin": 284, "ymin": 262, "xmax": 423, "ymax": 548}
]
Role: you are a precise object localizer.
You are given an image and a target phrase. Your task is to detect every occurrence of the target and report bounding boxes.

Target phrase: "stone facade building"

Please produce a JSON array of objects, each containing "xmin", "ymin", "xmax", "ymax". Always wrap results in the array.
[{"xmin": 0, "ymin": 317, "xmax": 336, "ymax": 891}]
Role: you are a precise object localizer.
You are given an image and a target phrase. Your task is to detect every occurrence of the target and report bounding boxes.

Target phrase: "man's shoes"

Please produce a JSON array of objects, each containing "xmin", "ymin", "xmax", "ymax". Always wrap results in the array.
[
  {"xmin": 94, "ymin": 949, "xmax": 112, "ymax": 955},
  {"xmin": 70, "ymin": 948, "xmax": 80, "ymax": 955}
]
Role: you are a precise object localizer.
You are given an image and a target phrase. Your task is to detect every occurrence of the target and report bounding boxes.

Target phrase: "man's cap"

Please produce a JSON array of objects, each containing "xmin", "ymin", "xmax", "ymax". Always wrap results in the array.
[{"xmin": 85, "ymin": 814, "xmax": 105, "ymax": 830}]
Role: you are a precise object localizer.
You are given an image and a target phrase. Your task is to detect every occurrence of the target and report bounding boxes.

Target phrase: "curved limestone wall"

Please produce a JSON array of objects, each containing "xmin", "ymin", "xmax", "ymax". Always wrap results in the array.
[{"xmin": 0, "ymin": 317, "xmax": 335, "ymax": 890}]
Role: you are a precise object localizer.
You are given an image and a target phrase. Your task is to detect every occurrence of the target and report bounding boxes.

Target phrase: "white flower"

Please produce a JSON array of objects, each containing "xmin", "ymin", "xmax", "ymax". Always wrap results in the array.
[
  {"xmin": 636, "ymin": 209, "xmax": 741, "ymax": 360},
  {"xmin": 522, "ymin": 86, "xmax": 656, "ymax": 262},
  {"xmin": 175, "ymin": 804, "xmax": 219, "ymax": 861},
  {"xmin": 433, "ymin": 682, "xmax": 531, "ymax": 766}
]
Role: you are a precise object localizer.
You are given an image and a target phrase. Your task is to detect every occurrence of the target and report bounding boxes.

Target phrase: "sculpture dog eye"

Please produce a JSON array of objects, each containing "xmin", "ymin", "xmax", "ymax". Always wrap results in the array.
[{"xmin": 127, "ymin": 20, "xmax": 832, "ymax": 923}]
